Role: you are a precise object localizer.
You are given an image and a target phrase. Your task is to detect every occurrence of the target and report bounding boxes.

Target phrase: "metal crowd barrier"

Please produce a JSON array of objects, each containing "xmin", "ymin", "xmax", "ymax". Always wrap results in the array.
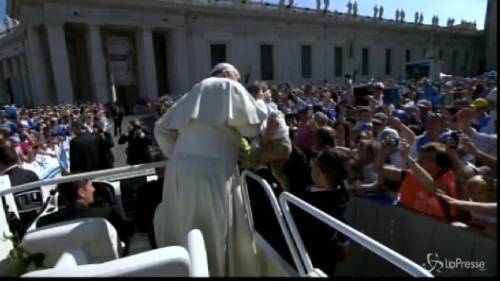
[{"xmin": 278, "ymin": 192, "xmax": 434, "ymax": 277}]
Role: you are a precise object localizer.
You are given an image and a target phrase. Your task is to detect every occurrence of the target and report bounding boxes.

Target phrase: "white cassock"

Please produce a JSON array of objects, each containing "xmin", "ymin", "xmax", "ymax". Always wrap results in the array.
[{"xmin": 153, "ymin": 77, "xmax": 268, "ymax": 276}]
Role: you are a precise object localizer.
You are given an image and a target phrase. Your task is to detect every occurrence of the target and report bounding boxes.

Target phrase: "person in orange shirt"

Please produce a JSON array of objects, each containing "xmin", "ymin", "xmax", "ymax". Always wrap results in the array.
[{"xmin": 374, "ymin": 139, "xmax": 458, "ymax": 221}]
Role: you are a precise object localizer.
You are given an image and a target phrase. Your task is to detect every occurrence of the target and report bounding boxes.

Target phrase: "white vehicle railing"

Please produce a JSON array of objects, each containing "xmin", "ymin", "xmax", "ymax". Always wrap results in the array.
[
  {"xmin": 240, "ymin": 171, "xmax": 306, "ymax": 276},
  {"xmin": 278, "ymin": 192, "xmax": 434, "ymax": 278},
  {"xmin": 0, "ymin": 161, "xmax": 167, "ymax": 227},
  {"xmin": 0, "ymin": 161, "xmax": 168, "ymax": 198}
]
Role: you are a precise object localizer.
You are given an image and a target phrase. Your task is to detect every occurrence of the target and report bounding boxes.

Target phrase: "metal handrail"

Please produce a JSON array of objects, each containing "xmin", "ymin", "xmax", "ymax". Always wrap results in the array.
[
  {"xmin": 240, "ymin": 171, "xmax": 306, "ymax": 276},
  {"xmin": 279, "ymin": 192, "xmax": 434, "ymax": 278},
  {"xmin": 0, "ymin": 161, "xmax": 168, "ymax": 197}
]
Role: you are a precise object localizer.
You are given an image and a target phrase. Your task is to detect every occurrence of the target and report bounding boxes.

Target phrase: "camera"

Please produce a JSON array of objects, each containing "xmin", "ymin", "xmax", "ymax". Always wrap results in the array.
[
  {"xmin": 440, "ymin": 130, "xmax": 460, "ymax": 148},
  {"xmin": 448, "ymin": 131, "xmax": 460, "ymax": 148},
  {"xmin": 379, "ymin": 129, "xmax": 400, "ymax": 150},
  {"xmin": 383, "ymin": 134, "xmax": 400, "ymax": 149},
  {"xmin": 451, "ymin": 131, "xmax": 459, "ymax": 142}
]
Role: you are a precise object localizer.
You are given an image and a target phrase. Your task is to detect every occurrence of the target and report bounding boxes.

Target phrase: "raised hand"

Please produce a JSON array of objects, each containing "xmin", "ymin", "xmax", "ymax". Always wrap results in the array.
[
  {"xmin": 388, "ymin": 116, "xmax": 402, "ymax": 130},
  {"xmin": 456, "ymin": 108, "xmax": 475, "ymax": 128},
  {"xmin": 398, "ymin": 139, "xmax": 411, "ymax": 158},
  {"xmin": 460, "ymin": 135, "xmax": 478, "ymax": 155}
]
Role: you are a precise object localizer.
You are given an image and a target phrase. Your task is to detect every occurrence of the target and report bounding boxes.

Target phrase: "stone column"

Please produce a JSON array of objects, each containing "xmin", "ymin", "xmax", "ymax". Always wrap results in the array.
[
  {"xmin": 136, "ymin": 27, "xmax": 158, "ymax": 101},
  {"xmin": 372, "ymin": 43, "xmax": 384, "ymax": 79},
  {"xmin": 277, "ymin": 33, "xmax": 291, "ymax": 83},
  {"xmin": 10, "ymin": 56, "xmax": 26, "ymax": 105},
  {"xmin": 25, "ymin": 26, "xmax": 51, "ymax": 105},
  {"xmin": 232, "ymin": 31, "xmax": 248, "ymax": 79},
  {"xmin": 46, "ymin": 23, "xmax": 74, "ymax": 104},
  {"xmin": 1, "ymin": 60, "xmax": 9, "ymax": 78},
  {"xmin": 1, "ymin": 60, "xmax": 13, "ymax": 103},
  {"xmin": 318, "ymin": 37, "xmax": 331, "ymax": 82},
  {"xmin": 87, "ymin": 24, "xmax": 110, "ymax": 104},
  {"xmin": 345, "ymin": 39, "xmax": 355, "ymax": 78},
  {"xmin": 0, "ymin": 63, "xmax": 6, "ymax": 104},
  {"xmin": 168, "ymin": 28, "xmax": 190, "ymax": 95},
  {"xmin": 19, "ymin": 55, "xmax": 33, "ymax": 105}
]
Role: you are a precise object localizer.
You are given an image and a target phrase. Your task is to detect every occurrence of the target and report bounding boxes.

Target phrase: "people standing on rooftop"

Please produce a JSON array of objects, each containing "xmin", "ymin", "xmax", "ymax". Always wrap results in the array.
[{"xmin": 346, "ymin": 0, "xmax": 353, "ymax": 15}]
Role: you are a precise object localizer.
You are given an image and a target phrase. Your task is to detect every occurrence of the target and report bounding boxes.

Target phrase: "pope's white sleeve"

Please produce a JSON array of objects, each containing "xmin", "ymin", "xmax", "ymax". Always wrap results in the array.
[
  {"xmin": 226, "ymin": 82, "xmax": 268, "ymax": 138},
  {"xmin": 154, "ymin": 116, "xmax": 178, "ymax": 159}
]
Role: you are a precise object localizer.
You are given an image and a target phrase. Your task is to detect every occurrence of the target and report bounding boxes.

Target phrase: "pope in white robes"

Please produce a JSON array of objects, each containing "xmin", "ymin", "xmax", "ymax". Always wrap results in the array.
[{"xmin": 153, "ymin": 63, "xmax": 268, "ymax": 276}]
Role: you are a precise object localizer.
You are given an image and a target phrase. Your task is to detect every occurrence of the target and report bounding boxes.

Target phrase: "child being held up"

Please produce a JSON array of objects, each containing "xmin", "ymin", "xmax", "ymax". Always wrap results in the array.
[{"xmin": 247, "ymin": 81, "xmax": 292, "ymax": 192}]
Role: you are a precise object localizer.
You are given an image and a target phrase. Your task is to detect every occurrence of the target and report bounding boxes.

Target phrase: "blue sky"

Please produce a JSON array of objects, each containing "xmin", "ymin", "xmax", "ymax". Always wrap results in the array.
[
  {"xmin": 269, "ymin": 0, "xmax": 489, "ymax": 29},
  {"xmin": 0, "ymin": 0, "xmax": 489, "ymax": 29}
]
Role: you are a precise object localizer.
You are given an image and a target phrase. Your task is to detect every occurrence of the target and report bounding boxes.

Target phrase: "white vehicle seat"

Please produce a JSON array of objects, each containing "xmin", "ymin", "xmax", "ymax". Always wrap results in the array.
[
  {"xmin": 21, "ymin": 229, "xmax": 209, "ymax": 277},
  {"xmin": 21, "ymin": 218, "xmax": 120, "ymax": 268},
  {"xmin": 22, "ymin": 246, "xmax": 191, "ymax": 277}
]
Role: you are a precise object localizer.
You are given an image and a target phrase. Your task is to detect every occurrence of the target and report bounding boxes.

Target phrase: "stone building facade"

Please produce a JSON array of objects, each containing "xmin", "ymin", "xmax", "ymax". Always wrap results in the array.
[
  {"xmin": 484, "ymin": 0, "xmax": 497, "ymax": 71},
  {"xmin": 0, "ymin": 0, "xmax": 485, "ymax": 106}
]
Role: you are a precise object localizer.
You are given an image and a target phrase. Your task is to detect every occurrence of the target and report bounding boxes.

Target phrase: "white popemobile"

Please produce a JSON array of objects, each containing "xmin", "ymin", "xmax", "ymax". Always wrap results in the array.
[{"xmin": 0, "ymin": 161, "xmax": 433, "ymax": 277}]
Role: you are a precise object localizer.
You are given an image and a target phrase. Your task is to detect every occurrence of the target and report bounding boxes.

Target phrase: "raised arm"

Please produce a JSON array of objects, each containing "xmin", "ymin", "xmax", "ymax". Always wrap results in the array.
[
  {"xmin": 388, "ymin": 116, "xmax": 416, "ymax": 146},
  {"xmin": 445, "ymin": 144, "xmax": 476, "ymax": 180},
  {"xmin": 399, "ymin": 140, "xmax": 444, "ymax": 194},
  {"xmin": 461, "ymin": 135, "xmax": 497, "ymax": 171},
  {"xmin": 457, "ymin": 108, "xmax": 497, "ymax": 155},
  {"xmin": 373, "ymin": 141, "xmax": 404, "ymax": 183},
  {"xmin": 436, "ymin": 193, "xmax": 497, "ymax": 216}
]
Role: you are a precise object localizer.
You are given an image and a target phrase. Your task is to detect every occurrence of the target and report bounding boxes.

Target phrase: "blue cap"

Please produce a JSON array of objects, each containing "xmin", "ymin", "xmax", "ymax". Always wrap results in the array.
[
  {"xmin": 5, "ymin": 106, "xmax": 17, "ymax": 118},
  {"xmin": 391, "ymin": 109, "xmax": 410, "ymax": 125},
  {"xmin": 325, "ymin": 109, "xmax": 337, "ymax": 120}
]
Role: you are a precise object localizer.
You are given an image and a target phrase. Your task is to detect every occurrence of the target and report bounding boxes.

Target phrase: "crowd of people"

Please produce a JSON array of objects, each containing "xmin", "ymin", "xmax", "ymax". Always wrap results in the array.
[
  {"xmin": 235, "ymin": 70, "xmax": 497, "ymax": 274},
  {"xmin": 0, "ymin": 98, "xmax": 176, "ymax": 180},
  {"xmin": 150, "ymin": 64, "xmax": 496, "ymax": 275},
  {"xmin": 0, "ymin": 99, "xmax": 173, "ymax": 238},
  {"xmin": 0, "ymin": 64, "xmax": 497, "ymax": 275}
]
